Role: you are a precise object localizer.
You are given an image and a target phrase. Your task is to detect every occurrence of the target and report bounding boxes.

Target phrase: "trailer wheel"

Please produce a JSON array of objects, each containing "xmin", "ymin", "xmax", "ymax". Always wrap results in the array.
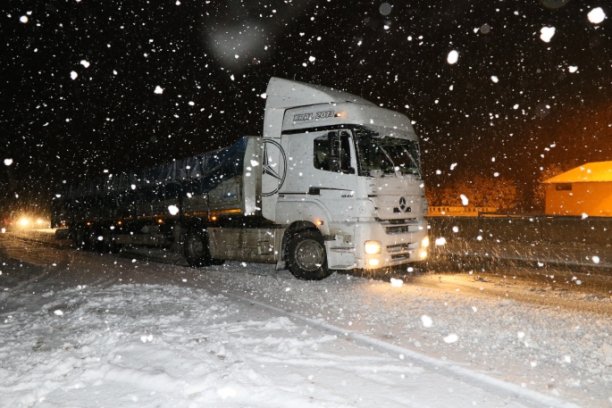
[
  {"xmin": 286, "ymin": 230, "xmax": 331, "ymax": 280},
  {"xmin": 184, "ymin": 231, "xmax": 214, "ymax": 267}
]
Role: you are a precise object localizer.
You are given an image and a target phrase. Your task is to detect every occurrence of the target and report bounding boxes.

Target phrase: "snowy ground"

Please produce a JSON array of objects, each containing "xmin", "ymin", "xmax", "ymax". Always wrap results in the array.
[{"xmin": 1, "ymin": 232, "xmax": 611, "ymax": 407}]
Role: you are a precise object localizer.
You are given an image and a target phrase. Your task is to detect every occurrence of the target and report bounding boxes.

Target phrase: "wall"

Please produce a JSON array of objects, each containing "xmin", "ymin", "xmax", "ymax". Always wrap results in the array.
[{"xmin": 545, "ymin": 182, "xmax": 612, "ymax": 217}]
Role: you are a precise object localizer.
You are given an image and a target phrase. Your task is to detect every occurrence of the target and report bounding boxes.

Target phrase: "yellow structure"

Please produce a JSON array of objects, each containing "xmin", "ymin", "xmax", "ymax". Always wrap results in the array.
[{"xmin": 543, "ymin": 161, "xmax": 612, "ymax": 217}]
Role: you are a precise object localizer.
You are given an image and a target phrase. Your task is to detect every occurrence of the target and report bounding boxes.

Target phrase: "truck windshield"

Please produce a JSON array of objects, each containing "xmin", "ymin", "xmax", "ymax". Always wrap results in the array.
[{"xmin": 354, "ymin": 127, "xmax": 421, "ymax": 177}]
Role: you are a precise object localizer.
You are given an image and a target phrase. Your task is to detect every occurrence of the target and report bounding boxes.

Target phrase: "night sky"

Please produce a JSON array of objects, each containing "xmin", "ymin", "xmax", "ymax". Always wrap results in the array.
[{"xmin": 1, "ymin": 0, "xmax": 610, "ymax": 214}]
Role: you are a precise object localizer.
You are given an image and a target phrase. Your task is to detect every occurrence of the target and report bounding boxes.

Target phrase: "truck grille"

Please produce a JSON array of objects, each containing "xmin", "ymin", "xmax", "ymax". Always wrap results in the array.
[
  {"xmin": 386, "ymin": 242, "xmax": 417, "ymax": 261},
  {"xmin": 378, "ymin": 218, "xmax": 420, "ymax": 235}
]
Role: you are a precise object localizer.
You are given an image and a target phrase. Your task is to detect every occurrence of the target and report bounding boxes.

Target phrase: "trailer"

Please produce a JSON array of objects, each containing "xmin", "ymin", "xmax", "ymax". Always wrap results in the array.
[{"xmin": 52, "ymin": 78, "xmax": 430, "ymax": 279}]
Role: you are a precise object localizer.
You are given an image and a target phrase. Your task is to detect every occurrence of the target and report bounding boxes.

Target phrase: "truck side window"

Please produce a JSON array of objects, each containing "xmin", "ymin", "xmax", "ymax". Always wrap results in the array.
[{"xmin": 314, "ymin": 131, "xmax": 354, "ymax": 174}]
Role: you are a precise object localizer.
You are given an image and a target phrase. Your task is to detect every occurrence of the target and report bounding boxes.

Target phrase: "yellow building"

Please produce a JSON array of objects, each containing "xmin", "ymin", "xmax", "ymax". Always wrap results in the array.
[{"xmin": 543, "ymin": 161, "xmax": 612, "ymax": 217}]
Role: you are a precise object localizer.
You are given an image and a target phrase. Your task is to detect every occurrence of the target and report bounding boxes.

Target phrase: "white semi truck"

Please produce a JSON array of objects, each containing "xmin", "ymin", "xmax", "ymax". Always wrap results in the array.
[{"xmin": 52, "ymin": 78, "xmax": 429, "ymax": 279}]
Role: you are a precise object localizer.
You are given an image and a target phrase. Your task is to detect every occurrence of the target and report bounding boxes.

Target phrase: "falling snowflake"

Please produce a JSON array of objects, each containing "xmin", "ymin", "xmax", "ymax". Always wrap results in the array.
[
  {"xmin": 168, "ymin": 205, "xmax": 179, "ymax": 216},
  {"xmin": 587, "ymin": 7, "xmax": 606, "ymax": 24},
  {"xmin": 443, "ymin": 333, "xmax": 459, "ymax": 344},
  {"xmin": 420, "ymin": 315, "xmax": 433, "ymax": 328},
  {"xmin": 540, "ymin": 26, "xmax": 556, "ymax": 43},
  {"xmin": 3, "ymin": 158, "xmax": 13, "ymax": 166},
  {"xmin": 460, "ymin": 194, "xmax": 469, "ymax": 206},
  {"xmin": 70, "ymin": 71, "xmax": 78, "ymax": 80},
  {"xmin": 154, "ymin": 85, "xmax": 164, "ymax": 94},
  {"xmin": 446, "ymin": 50, "xmax": 459, "ymax": 65},
  {"xmin": 80, "ymin": 59, "xmax": 90, "ymax": 68}
]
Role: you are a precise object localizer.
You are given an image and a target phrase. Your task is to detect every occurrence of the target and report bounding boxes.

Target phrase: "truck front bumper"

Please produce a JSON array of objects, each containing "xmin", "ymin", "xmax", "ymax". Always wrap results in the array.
[{"xmin": 326, "ymin": 219, "xmax": 429, "ymax": 270}]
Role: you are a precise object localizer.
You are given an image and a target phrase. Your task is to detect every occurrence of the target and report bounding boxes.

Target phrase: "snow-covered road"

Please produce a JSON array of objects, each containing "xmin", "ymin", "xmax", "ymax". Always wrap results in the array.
[{"xmin": 1, "ymin": 233, "xmax": 610, "ymax": 407}]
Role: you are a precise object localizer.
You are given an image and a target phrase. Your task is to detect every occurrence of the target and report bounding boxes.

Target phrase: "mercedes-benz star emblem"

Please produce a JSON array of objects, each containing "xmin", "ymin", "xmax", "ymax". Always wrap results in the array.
[{"xmin": 262, "ymin": 139, "xmax": 287, "ymax": 197}]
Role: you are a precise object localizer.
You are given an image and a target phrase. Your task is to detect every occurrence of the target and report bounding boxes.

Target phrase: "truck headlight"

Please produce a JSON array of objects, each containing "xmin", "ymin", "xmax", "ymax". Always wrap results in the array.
[
  {"xmin": 420, "ymin": 236, "xmax": 430, "ymax": 249},
  {"xmin": 365, "ymin": 240, "xmax": 382, "ymax": 255}
]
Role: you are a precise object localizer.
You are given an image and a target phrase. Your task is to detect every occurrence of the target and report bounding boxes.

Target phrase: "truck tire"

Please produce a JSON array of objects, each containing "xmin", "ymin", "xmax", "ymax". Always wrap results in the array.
[
  {"xmin": 184, "ymin": 231, "xmax": 214, "ymax": 267},
  {"xmin": 286, "ymin": 230, "xmax": 332, "ymax": 280}
]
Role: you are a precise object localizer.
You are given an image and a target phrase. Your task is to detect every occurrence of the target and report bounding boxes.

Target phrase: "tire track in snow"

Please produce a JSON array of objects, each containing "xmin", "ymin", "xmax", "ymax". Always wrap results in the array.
[{"xmin": 229, "ymin": 293, "xmax": 579, "ymax": 408}]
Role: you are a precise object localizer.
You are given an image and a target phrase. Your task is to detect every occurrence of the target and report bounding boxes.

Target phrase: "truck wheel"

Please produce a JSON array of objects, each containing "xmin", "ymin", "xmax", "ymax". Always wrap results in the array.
[
  {"xmin": 184, "ymin": 231, "xmax": 213, "ymax": 267},
  {"xmin": 286, "ymin": 230, "xmax": 331, "ymax": 280}
]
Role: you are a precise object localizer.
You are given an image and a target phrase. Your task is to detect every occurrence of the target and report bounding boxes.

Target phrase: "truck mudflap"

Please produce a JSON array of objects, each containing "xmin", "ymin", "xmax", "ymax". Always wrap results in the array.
[{"xmin": 325, "ymin": 240, "xmax": 358, "ymax": 270}]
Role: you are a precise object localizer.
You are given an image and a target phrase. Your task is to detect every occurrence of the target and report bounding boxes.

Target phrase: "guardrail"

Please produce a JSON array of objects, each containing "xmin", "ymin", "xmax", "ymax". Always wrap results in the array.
[{"xmin": 428, "ymin": 206, "xmax": 497, "ymax": 217}]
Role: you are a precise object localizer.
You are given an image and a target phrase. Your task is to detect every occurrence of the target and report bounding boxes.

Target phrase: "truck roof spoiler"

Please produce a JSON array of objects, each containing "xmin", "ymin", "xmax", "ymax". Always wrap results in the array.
[
  {"xmin": 263, "ymin": 77, "xmax": 375, "ymax": 139},
  {"xmin": 264, "ymin": 77, "xmax": 375, "ymax": 109}
]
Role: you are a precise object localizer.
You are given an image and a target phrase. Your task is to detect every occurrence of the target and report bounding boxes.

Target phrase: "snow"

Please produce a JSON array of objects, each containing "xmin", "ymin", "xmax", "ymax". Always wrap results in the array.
[
  {"xmin": 70, "ymin": 71, "xmax": 78, "ymax": 80},
  {"xmin": 420, "ymin": 315, "xmax": 433, "ymax": 328},
  {"xmin": 167, "ymin": 205, "xmax": 179, "ymax": 215},
  {"xmin": 154, "ymin": 85, "xmax": 164, "ymax": 95},
  {"xmin": 1, "ymin": 234, "xmax": 610, "ymax": 407},
  {"xmin": 588, "ymin": 7, "xmax": 606, "ymax": 25},
  {"xmin": 434, "ymin": 237, "xmax": 447, "ymax": 246},
  {"xmin": 379, "ymin": 2, "xmax": 393, "ymax": 16},
  {"xmin": 3, "ymin": 158, "xmax": 13, "ymax": 166},
  {"xmin": 540, "ymin": 27, "xmax": 556, "ymax": 43},
  {"xmin": 446, "ymin": 50, "xmax": 459, "ymax": 65}
]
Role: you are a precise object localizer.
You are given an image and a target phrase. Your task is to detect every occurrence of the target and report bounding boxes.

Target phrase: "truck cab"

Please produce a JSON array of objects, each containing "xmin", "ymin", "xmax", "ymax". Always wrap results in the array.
[{"xmin": 261, "ymin": 78, "xmax": 429, "ymax": 277}]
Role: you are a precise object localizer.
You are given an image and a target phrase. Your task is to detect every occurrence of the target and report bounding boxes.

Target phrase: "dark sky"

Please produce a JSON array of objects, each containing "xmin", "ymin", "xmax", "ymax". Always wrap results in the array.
[{"xmin": 1, "ymin": 0, "xmax": 610, "ymax": 213}]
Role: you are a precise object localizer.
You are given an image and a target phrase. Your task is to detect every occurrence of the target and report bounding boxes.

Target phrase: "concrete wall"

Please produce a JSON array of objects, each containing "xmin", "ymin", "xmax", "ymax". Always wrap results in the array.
[{"xmin": 428, "ymin": 215, "xmax": 612, "ymax": 268}]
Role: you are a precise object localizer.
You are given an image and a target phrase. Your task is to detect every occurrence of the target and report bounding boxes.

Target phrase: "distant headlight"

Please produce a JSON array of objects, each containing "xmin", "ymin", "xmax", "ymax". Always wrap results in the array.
[
  {"xmin": 17, "ymin": 216, "xmax": 31, "ymax": 228},
  {"xmin": 421, "ymin": 236, "xmax": 430, "ymax": 249},
  {"xmin": 365, "ymin": 240, "xmax": 382, "ymax": 255}
]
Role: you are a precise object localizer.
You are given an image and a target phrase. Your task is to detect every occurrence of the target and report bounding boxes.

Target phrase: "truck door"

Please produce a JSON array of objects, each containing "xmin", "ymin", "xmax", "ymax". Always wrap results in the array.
[{"xmin": 277, "ymin": 129, "xmax": 358, "ymax": 228}]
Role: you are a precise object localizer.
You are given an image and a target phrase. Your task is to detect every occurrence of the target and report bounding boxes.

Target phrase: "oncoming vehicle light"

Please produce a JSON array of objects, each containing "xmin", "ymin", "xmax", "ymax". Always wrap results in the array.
[
  {"xmin": 364, "ymin": 240, "xmax": 382, "ymax": 255},
  {"xmin": 17, "ymin": 216, "xmax": 31, "ymax": 228}
]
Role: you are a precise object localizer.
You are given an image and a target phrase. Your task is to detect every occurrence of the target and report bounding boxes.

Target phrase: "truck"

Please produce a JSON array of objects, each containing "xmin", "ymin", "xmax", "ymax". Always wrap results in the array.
[{"xmin": 51, "ymin": 77, "xmax": 429, "ymax": 280}]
